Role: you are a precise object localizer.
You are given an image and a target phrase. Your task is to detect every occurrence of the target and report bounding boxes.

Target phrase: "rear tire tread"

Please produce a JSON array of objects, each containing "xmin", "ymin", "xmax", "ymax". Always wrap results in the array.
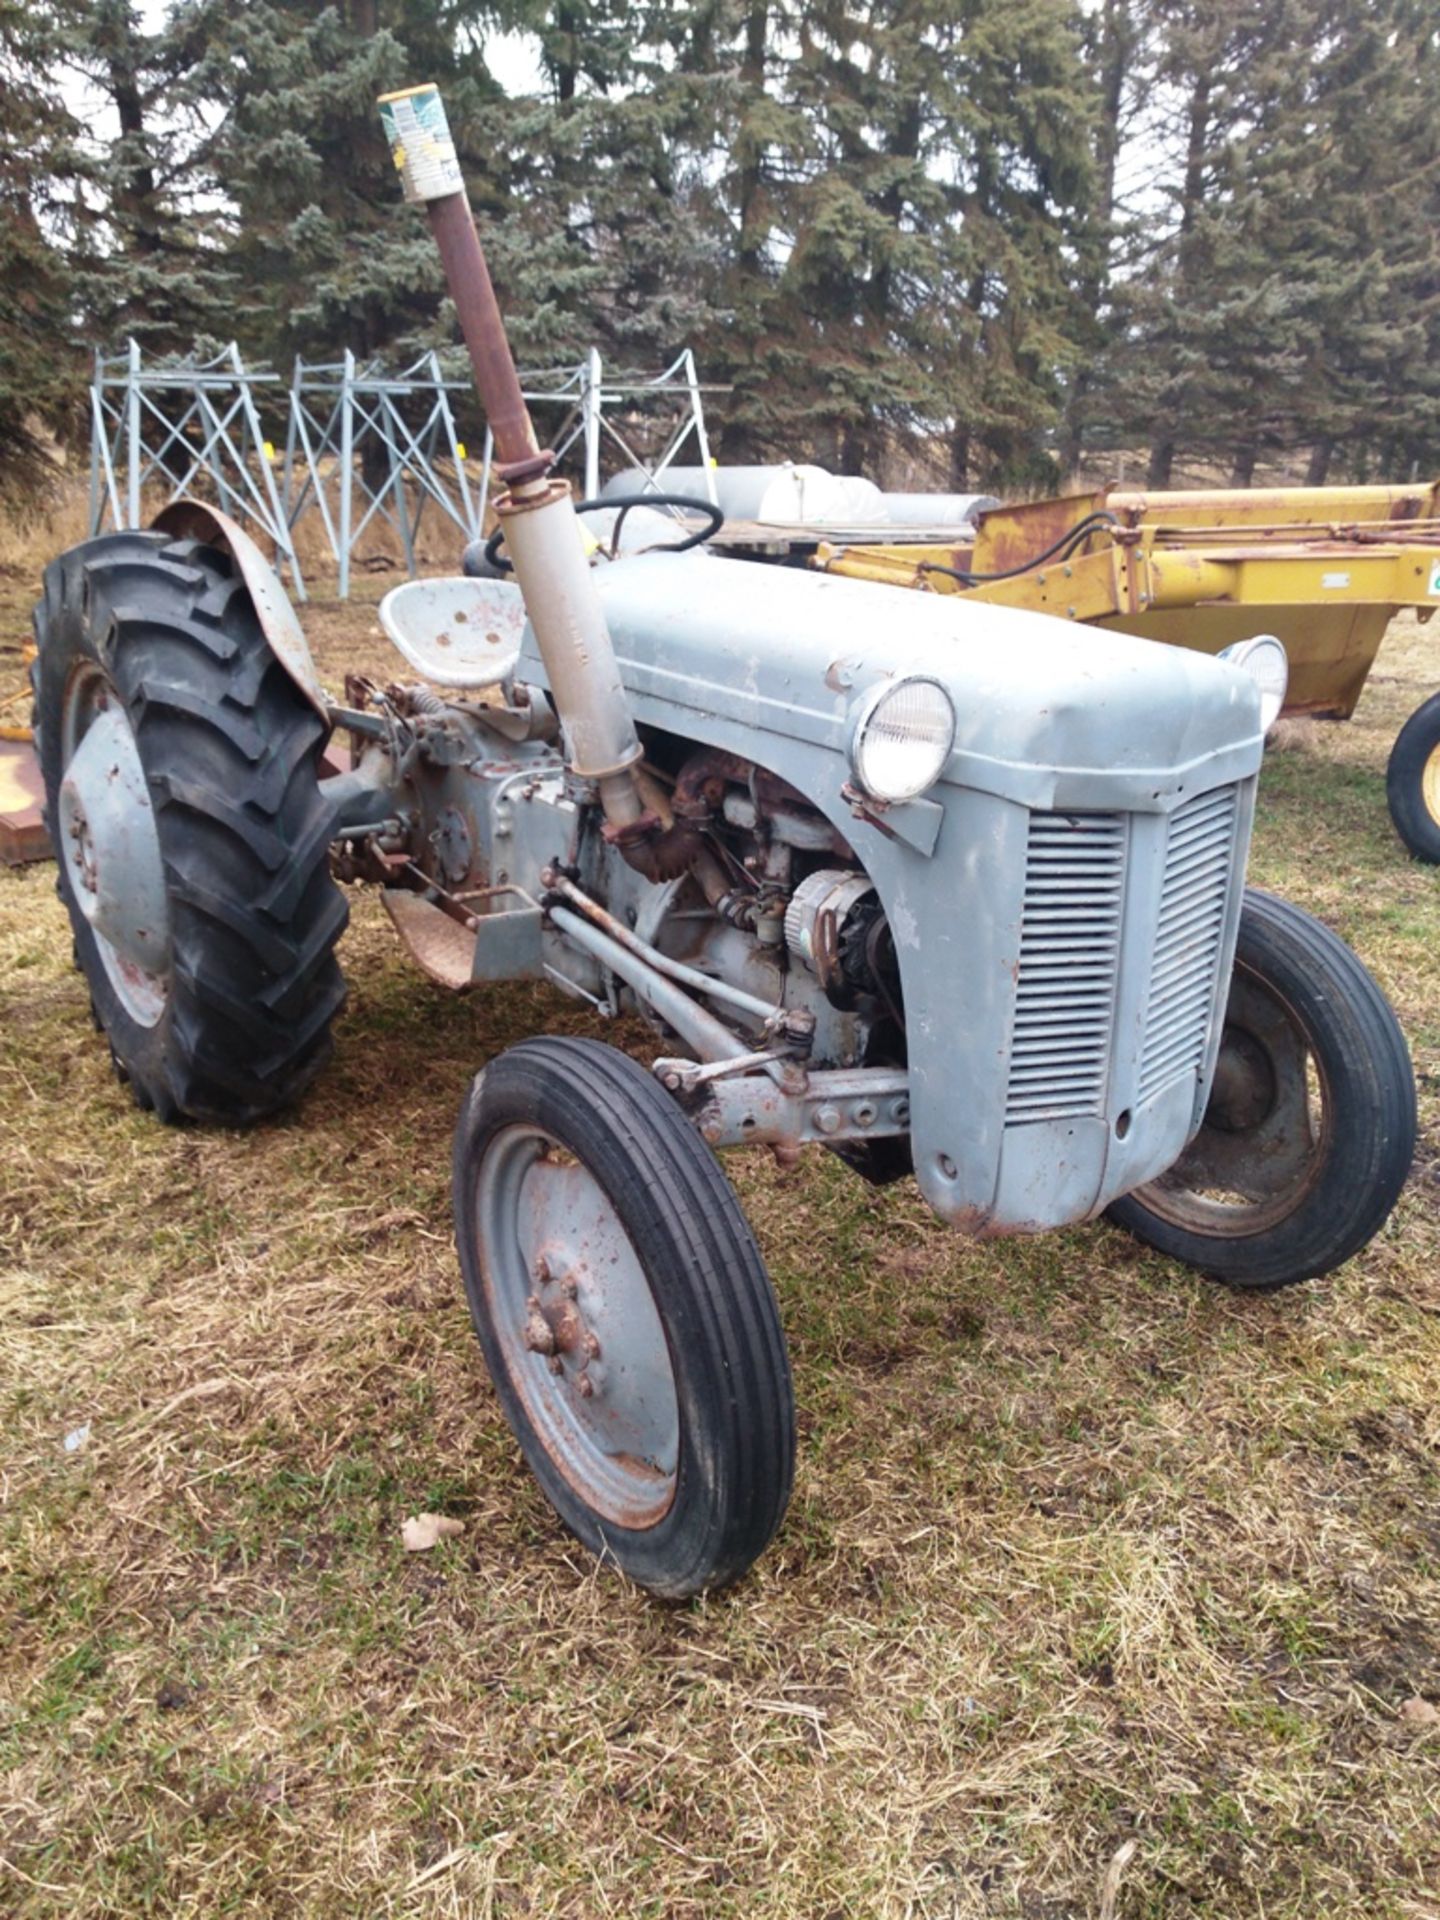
[{"xmin": 33, "ymin": 532, "xmax": 347, "ymax": 1125}]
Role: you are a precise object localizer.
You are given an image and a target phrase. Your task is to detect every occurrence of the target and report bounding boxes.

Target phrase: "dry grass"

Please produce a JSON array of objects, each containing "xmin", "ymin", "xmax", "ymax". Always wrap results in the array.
[{"xmin": 2, "ymin": 556, "xmax": 1438, "ymax": 1919}]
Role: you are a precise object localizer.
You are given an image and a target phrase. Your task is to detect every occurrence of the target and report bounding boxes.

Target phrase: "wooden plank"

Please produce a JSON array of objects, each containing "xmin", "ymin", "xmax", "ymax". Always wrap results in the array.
[{"xmin": 0, "ymin": 738, "xmax": 50, "ymax": 866}]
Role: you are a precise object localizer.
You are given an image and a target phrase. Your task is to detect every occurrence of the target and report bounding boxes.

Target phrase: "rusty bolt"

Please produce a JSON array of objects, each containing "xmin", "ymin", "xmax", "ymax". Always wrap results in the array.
[
  {"xmin": 523, "ymin": 1297, "xmax": 556, "ymax": 1355},
  {"xmin": 813, "ymin": 1104, "xmax": 841, "ymax": 1135},
  {"xmin": 533, "ymin": 1254, "xmax": 551, "ymax": 1285},
  {"xmin": 548, "ymin": 1354, "xmax": 564, "ymax": 1374},
  {"xmin": 576, "ymin": 1373, "xmax": 595, "ymax": 1399},
  {"xmin": 561, "ymin": 1275, "xmax": 578, "ymax": 1301},
  {"xmin": 583, "ymin": 1331, "xmax": 601, "ymax": 1361},
  {"xmin": 701, "ymin": 1119, "xmax": 722, "ymax": 1144}
]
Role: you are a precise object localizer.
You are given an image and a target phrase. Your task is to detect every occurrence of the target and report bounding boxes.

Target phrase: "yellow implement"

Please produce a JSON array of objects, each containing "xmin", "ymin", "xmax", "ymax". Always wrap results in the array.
[{"xmin": 816, "ymin": 482, "xmax": 1440, "ymax": 719}]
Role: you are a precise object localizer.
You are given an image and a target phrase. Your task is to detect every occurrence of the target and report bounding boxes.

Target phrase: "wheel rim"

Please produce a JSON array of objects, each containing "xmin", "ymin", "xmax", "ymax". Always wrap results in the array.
[
  {"xmin": 474, "ymin": 1124, "xmax": 680, "ymax": 1529},
  {"xmin": 1422, "ymin": 742, "xmax": 1440, "ymax": 827},
  {"xmin": 1130, "ymin": 961, "xmax": 1331, "ymax": 1237},
  {"xmin": 58, "ymin": 664, "xmax": 171, "ymax": 1027}
]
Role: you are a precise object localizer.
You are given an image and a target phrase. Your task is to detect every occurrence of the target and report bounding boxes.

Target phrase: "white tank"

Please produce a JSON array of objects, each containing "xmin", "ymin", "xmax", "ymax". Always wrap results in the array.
[
  {"xmin": 602, "ymin": 463, "xmax": 884, "ymax": 526},
  {"xmin": 876, "ymin": 492, "xmax": 1001, "ymax": 526},
  {"xmin": 600, "ymin": 466, "xmax": 1000, "ymax": 530}
]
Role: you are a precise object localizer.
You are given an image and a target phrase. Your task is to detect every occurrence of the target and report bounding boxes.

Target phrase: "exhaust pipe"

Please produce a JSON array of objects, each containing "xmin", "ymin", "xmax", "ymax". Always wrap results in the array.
[{"xmin": 377, "ymin": 85, "xmax": 645, "ymax": 833}]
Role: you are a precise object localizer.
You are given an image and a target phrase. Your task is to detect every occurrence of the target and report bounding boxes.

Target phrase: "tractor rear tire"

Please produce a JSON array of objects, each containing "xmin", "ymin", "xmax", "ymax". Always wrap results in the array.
[
  {"xmin": 33, "ymin": 531, "xmax": 347, "ymax": 1124},
  {"xmin": 1385, "ymin": 689, "xmax": 1440, "ymax": 864}
]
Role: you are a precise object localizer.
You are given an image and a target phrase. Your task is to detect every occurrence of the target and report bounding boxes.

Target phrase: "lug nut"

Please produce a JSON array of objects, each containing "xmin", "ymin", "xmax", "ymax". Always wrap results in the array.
[{"xmin": 523, "ymin": 1297, "xmax": 556, "ymax": 1355}]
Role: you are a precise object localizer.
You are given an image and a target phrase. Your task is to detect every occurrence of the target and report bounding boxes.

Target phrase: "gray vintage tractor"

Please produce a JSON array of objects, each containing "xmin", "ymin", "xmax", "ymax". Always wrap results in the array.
[{"xmin": 31, "ymin": 86, "xmax": 1416, "ymax": 1597}]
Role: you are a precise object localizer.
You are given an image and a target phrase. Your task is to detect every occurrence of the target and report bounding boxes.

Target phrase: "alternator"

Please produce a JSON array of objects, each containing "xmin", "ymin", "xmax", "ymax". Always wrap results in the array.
[{"xmin": 783, "ymin": 869, "xmax": 878, "ymax": 1000}]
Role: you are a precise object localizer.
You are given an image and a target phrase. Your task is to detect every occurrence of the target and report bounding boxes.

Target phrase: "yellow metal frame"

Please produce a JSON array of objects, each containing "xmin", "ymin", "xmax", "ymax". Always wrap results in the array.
[{"xmin": 816, "ymin": 482, "xmax": 1440, "ymax": 719}]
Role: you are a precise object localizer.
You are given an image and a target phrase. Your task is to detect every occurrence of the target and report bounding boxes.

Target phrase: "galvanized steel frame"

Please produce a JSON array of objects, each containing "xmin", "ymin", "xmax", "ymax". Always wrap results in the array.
[
  {"xmin": 477, "ymin": 347, "xmax": 724, "ymax": 524},
  {"xmin": 89, "ymin": 339, "xmax": 304, "ymax": 595},
  {"xmin": 282, "ymin": 349, "xmax": 480, "ymax": 599}
]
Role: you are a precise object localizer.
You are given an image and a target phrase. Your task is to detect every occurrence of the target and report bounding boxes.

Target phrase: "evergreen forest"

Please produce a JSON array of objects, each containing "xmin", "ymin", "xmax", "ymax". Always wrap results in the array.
[{"xmin": 3, "ymin": 0, "xmax": 1438, "ymax": 509}]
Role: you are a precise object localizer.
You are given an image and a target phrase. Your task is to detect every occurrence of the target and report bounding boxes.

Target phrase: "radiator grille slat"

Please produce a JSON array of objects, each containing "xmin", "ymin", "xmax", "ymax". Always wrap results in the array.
[
  {"xmin": 1006, "ymin": 813, "xmax": 1125, "ymax": 1123},
  {"xmin": 1137, "ymin": 785, "xmax": 1238, "ymax": 1105}
]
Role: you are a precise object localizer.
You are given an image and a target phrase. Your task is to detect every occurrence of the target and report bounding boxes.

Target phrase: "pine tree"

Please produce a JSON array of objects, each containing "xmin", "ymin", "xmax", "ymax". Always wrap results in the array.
[
  {"xmin": 0, "ymin": 2, "xmax": 86, "ymax": 507},
  {"xmin": 694, "ymin": 0, "xmax": 1096, "ymax": 486},
  {"xmin": 62, "ymin": 1, "xmax": 234, "ymax": 355},
  {"xmin": 193, "ymin": 1, "xmax": 476, "ymax": 369},
  {"xmin": 1088, "ymin": 0, "xmax": 1440, "ymax": 487}
]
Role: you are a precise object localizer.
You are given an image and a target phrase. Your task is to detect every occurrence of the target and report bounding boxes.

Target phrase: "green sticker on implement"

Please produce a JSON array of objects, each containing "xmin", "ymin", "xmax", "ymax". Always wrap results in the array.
[{"xmin": 1430, "ymin": 558, "xmax": 1440, "ymax": 596}]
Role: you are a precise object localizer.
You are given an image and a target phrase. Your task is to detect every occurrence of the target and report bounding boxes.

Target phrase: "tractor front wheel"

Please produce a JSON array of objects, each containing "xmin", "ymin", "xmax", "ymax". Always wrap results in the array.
[
  {"xmin": 1107, "ymin": 890, "xmax": 1414, "ymax": 1289},
  {"xmin": 453, "ymin": 1037, "xmax": 795, "ymax": 1597},
  {"xmin": 1385, "ymin": 688, "xmax": 1440, "ymax": 864},
  {"xmin": 33, "ymin": 532, "xmax": 347, "ymax": 1123}
]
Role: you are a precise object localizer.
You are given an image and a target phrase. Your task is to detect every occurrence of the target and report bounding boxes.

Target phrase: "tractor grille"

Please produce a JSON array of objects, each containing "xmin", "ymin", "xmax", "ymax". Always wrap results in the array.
[
  {"xmin": 1005, "ymin": 813, "xmax": 1126, "ymax": 1123},
  {"xmin": 1137, "ymin": 784, "xmax": 1239, "ymax": 1104}
]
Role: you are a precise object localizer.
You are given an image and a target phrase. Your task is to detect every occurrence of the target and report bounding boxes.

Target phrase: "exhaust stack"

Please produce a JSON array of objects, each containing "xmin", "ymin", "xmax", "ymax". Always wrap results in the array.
[{"xmin": 377, "ymin": 85, "xmax": 644, "ymax": 830}]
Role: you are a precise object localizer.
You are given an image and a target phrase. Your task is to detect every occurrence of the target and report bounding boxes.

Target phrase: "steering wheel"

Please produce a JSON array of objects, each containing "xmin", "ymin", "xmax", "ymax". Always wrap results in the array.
[{"xmin": 481, "ymin": 492, "xmax": 725, "ymax": 574}]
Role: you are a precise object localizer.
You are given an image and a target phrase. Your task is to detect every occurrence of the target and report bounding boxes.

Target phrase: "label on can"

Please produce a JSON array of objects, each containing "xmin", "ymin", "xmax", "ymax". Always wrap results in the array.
[{"xmin": 378, "ymin": 85, "xmax": 462, "ymax": 204}]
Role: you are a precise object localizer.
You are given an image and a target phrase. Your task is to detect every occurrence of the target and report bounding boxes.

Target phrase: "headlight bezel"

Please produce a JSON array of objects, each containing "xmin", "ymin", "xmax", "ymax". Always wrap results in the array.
[
  {"xmin": 1218, "ymin": 634, "xmax": 1289, "ymax": 732},
  {"xmin": 848, "ymin": 675, "xmax": 958, "ymax": 803}
]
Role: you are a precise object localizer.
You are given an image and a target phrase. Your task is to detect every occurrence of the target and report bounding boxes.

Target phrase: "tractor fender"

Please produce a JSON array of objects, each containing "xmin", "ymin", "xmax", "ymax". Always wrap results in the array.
[{"xmin": 150, "ymin": 500, "xmax": 328, "ymax": 722}]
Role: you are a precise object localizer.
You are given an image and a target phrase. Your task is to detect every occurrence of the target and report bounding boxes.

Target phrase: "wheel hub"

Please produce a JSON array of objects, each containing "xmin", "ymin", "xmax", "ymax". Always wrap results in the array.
[
  {"xmin": 524, "ymin": 1259, "xmax": 604, "ymax": 1397},
  {"xmin": 478, "ymin": 1127, "xmax": 680, "ymax": 1529},
  {"xmin": 1205, "ymin": 1029, "xmax": 1275, "ymax": 1132},
  {"xmin": 59, "ymin": 683, "xmax": 171, "ymax": 1027},
  {"xmin": 1136, "ymin": 966, "xmax": 1325, "ymax": 1231}
]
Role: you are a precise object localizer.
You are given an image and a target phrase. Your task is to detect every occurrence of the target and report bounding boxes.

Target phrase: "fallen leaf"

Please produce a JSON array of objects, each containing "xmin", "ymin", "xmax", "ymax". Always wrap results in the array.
[
  {"xmin": 402, "ymin": 1512, "xmax": 465, "ymax": 1553},
  {"xmin": 1399, "ymin": 1696, "xmax": 1439, "ymax": 1725}
]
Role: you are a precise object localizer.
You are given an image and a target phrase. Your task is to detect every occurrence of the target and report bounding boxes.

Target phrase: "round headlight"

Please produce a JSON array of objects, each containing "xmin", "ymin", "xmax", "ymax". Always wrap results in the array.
[
  {"xmin": 1219, "ymin": 635, "xmax": 1288, "ymax": 732},
  {"xmin": 850, "ymin": 677, "xmax": 956, "ymax": 802}
]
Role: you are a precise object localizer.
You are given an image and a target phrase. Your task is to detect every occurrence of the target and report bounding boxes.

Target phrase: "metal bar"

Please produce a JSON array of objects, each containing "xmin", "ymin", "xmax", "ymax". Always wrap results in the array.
[
  {"xmin": 338, "ymin": 349, "xmax": 354, "ymax": 600},
  {"xmin": 685, "ymin": 350, "xmax": 718, "ymax": 507},
  {"xmin": 584, "ymin": 347, "xmax": 602, "ymax": 499},
  {"xmin": 478, "ymin": 424, "xmax": 494, "ymax": 527},
  {"xmin": 657, "ymin": 1061, "xmax": 911, "ymax": 1148},
  {"xmin": 548, "ymin": 907, "xmax": 748, "ymax": 1063},
  {"xmin": 126, "ymin": 338, "xmax": 141, "ymax": 527},
  {"xmin": 546, "ymin": 872, "xmax": 781, "ymax": 1024}
]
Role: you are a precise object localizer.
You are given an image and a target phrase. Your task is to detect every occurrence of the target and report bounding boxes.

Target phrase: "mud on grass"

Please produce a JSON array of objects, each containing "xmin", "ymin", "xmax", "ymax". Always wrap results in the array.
[{"xmin": 2, "ymin": 579, "xmax": 1439, "ymax": 1920}]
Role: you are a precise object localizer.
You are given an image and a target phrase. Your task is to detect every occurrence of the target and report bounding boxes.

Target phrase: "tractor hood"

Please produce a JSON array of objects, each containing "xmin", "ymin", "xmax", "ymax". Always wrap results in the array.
[
  {"xmin": 515, "ymin": 550, "xmax": 1265, "ymax": 1241},
  {"xmin": 516, "ymin": 549, "xmax": 1265, "ymax": 816}
]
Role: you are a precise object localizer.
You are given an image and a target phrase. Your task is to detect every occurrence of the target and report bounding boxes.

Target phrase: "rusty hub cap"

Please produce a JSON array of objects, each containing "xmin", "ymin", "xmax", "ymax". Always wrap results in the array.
[
  {"xmin": 474, "ymin": 1126, "xmax": 679, "ymax": 1528},
  {"xmin": 1132, "ymin": 963, "xmax": 1328, "ymax": 1237}
]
